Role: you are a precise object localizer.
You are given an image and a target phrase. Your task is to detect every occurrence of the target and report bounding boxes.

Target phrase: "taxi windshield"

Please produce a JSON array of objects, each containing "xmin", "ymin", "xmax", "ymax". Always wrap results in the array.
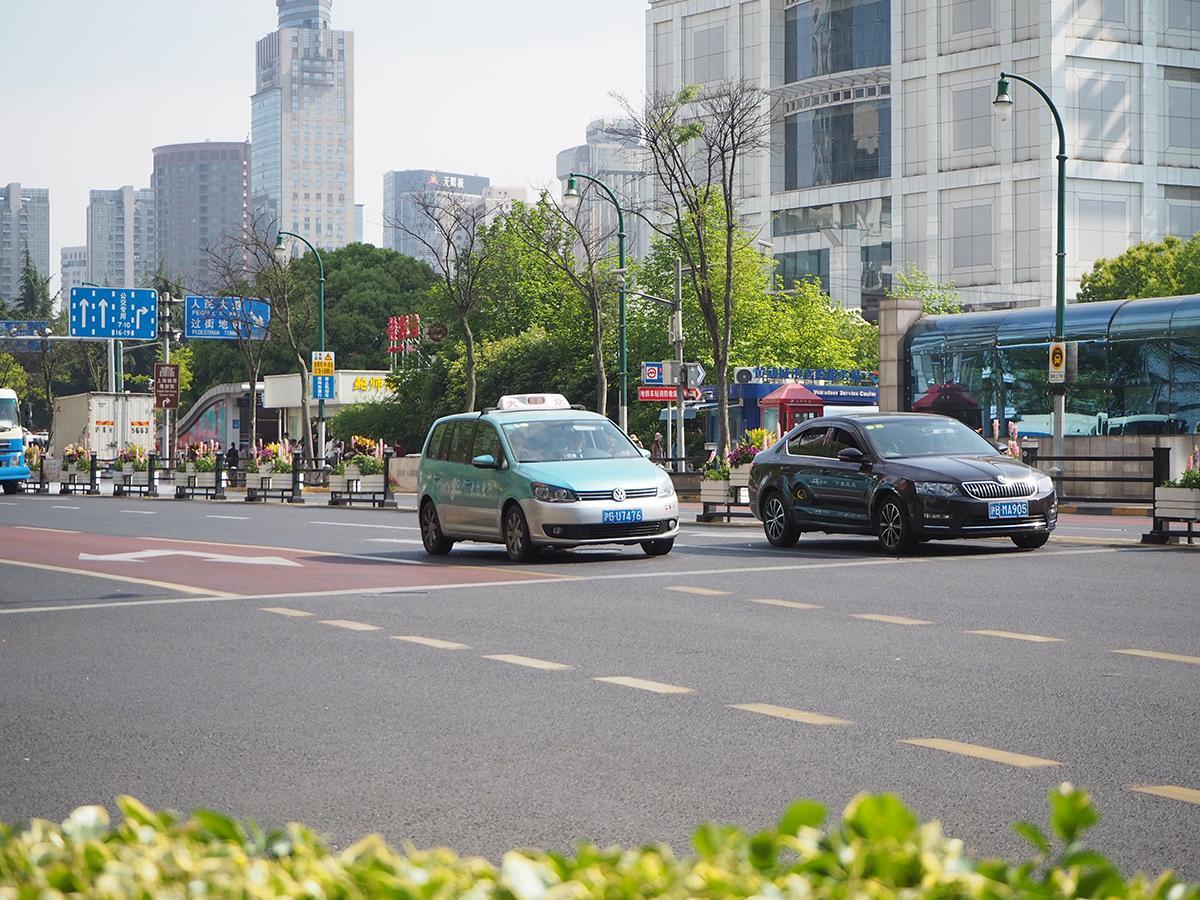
[
  {"xmin": 502, "ymin": 419, "xmax": 640, "ymax": 463},
  {"xmin": 863, "ymin": 418, "xmax": 999, "ymax": 459}
]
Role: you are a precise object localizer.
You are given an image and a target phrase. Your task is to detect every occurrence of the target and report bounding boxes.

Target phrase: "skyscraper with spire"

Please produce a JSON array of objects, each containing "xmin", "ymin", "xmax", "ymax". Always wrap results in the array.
[{"xmin": 251, "ymin": 0, "xmax": 355, "ymax": 252}]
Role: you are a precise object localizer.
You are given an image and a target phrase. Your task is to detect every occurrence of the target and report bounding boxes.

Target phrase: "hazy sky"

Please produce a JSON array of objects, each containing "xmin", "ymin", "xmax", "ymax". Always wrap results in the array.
[{"xmin": 2, "ymin": 0, "xmax": 647, "ymax": 287}]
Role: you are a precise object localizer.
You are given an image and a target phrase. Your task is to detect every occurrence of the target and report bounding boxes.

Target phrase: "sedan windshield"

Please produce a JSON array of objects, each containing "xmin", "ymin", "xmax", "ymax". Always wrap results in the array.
[
  {"xmin": 502, "ymin": 419, "xmax": 640, "ymax": 463},
  {"xmin": 0, "ymin": 398, "xmax": 18, "ymax": 430},
  {"xmin": 862, "ymin": 418, "xmax": 999, "ymax": 460}
]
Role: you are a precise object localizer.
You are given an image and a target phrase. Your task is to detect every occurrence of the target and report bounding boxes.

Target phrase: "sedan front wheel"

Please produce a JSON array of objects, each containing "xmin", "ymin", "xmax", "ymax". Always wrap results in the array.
[{"xmin": 875, "ymin": 498, "xmax": 916, "ymax": 554}]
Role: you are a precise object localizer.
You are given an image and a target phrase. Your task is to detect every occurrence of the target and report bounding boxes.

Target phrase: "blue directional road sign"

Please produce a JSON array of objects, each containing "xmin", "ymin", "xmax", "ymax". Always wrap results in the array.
[
  {"xmin": 0, "ymin": 320, "xmax": 51, "ymax": 353},
  {"xmin": 184, "ymin": 296, "xmax": 270, "ymax": 341},
  {"xmin": 312, "ymin": 376, "xmax": 335, "ymax": 400},
  {"xmin": 69, "ymin": 288, "xmax": 158, "ymax": 340}
]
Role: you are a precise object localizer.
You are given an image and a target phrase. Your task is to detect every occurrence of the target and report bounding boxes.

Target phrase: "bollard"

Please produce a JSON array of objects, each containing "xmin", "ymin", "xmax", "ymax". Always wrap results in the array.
[
  {"xmin": 148, "ymin": 453, "xmax": 159, "ymax": 497},
  {"xmin": 37, "ymin": 455, "xmax": 49, "ymax": 494},
  {"xmin": 383, "ymin": 449, "xmax": 394, "ymax": 506},
  {"xmin": 214, "ymin": 457, "xmax": 227, "ymax": 501},
  {"xmin": 1143, "ymin": 446, "xmax": 1173, "ymax": 543},
  {"xmin": 87, "ymin": 453, "xmax": 101, "ymax": 496},
  {"xmin": 288, "ymin": 452, "xmax": 304, "ymax": 503}
]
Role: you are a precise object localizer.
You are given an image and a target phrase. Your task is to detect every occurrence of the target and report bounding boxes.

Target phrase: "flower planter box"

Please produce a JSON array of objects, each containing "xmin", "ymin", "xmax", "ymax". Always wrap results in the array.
[
  {"xmin": 700, "ymin": 480, "xmax": 731, "ymax": 504},
  {"xmin": 729, "ymin": 467, "xmax": 751, "ymax": 488},
  {"xmin": 195, "ymin": 472, "xmax": 217, "ymax": 489},
  {"xmin": 358, "ymin": 474, "xmax": 386, "ymax": 493},
  {"xmin": 1154, "ymin": 487, "xmax": 1200, "ymax": 519},
  {"xmin": 344, "ymin": 465, "xmax": 362, "ymax": 481},
  {"xmin": 130, "ymin": 471, "xmax": 150, "ymax": 486},
  {"xmin": 250, "ymin": 472, "xmax": 274, "ymax": 490},
  {"xmin": 328, "ymin": 474, "xmax": 348, "ymax": 493},
  {"xmin": 66, "ymin": 463, "xmax": 84, "ymax": 477}
]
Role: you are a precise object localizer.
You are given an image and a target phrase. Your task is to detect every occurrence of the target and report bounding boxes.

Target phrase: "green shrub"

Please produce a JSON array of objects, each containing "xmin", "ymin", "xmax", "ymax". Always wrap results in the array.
[
  {"xmin": 1, "ymin": 786, "xmax": 1191, "ymax": 897},
  {"xmin": 347, "ymin": 454, "xmax": 384, "ymax": 476}
]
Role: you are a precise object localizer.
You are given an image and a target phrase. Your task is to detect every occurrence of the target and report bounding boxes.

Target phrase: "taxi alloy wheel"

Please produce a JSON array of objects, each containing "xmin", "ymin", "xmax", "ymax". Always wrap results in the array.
[
  {"xmin": 876, "ymin": 498, "xmax": 915, "ymax": 554},
  {"xmin": 503, "ymin": 504, "xmax": 541, "ymax": 563},
  {"xmin": 420, "ymin": 501, "xmax": 454, "ymax": 555},
  {"xmin": 763, "ymin": 493, "xmax": 800, "ymax": 547}
]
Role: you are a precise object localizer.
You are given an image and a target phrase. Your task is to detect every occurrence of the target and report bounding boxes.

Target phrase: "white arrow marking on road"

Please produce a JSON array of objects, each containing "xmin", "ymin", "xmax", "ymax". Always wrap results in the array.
[
  {"xmin": 78, "ymin": 549, "xmax": 301, "ymax": 567},
  {"xmin": 98, "ymin": 298, "xmax": 108, "ymax": 329}
]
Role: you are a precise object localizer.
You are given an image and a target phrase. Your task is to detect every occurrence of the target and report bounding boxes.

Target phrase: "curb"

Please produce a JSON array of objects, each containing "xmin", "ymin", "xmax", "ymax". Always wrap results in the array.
[{"xmin": 1058, "ymin": 503, "xmax": 1152, "ymax": 517}]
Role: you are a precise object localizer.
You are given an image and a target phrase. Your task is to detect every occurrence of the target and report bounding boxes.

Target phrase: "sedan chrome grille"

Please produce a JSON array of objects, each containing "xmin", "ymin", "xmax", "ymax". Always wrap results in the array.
[
  {"xmin": 961, "ymin": 480, "xmax": 1036, "ymax": 500},
  {"xmin": 576, "ymin": 487, "xmax": 658, "ymax": 502}
]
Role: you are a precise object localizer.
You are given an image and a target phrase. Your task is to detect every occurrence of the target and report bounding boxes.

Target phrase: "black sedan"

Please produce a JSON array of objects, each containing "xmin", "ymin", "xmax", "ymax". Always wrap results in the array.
[{"xmin": 748, "ymin": 413, "xmax": 1056, "ymax": 553}]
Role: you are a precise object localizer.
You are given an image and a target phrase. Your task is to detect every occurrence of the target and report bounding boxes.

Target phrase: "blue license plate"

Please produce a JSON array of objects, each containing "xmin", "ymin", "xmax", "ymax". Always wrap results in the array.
[
  {"xmin": 602, "ymin": 508, "xmax": 643, "ymax": 524},
  {"xmin": 988, "ymin": 501, "xmax": 1029, "ymax": 519}
]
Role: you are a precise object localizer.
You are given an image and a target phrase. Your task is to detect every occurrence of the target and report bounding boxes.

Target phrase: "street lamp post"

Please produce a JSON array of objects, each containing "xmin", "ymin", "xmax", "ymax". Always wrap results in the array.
[
  {"xmin": 81, "ymin": 282, "xmax": 118, "ymax": 393},
  {"xmin": 993, "ymin": 72, "xmax": 1067, "ymax": 453},
  {"xmin": 275, "ymin": 230, "xmax": 327, "ymax": 460},
  {"xmin": 563, "ymin": 173, "xmax": 628, "ymax": 433}
]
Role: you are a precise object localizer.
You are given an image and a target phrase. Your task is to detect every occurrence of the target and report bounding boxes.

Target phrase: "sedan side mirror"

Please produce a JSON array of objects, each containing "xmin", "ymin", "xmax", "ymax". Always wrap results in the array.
[
  {"xmin": 471, "ymin": 453, "xmax": 498, "ymax": 469},
  {"xmin": 837, "ymin": 447, "xmax": 865, "ymax": 464},
  {"xmin": 639, "ymin": 448, "xmax": 652, "ymax": 459},
  {"xmin": 990, "ymin": 440, "xmax": 1008, "ymax": 452}
]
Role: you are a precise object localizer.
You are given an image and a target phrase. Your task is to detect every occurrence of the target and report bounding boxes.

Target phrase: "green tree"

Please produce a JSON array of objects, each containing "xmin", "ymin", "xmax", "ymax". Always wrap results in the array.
[
  {"xmin": 0, "ymin": 352, "xmax": 30, "ymax": 395},
  {"xmin": 886, "ymin": 264, "xmax": 963, "ymax": 314},
  {"xmin": 1077, "ymin": 234, "xmax": 1200, "ymax": 302},
  {"xmin": 17, "ymin": 250, "xmax": 53, "ymax": 319}
]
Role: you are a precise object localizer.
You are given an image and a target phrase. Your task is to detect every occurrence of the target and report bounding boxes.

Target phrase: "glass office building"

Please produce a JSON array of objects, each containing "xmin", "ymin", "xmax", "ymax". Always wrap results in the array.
[{"xmin": 905, "ymin": 295, "xmax": 1200, "ymax": 437}]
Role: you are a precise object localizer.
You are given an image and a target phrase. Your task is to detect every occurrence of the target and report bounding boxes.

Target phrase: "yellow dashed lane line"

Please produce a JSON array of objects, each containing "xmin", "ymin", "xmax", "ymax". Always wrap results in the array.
[
  {"xmin": 902, "ymin": 737, "xmax": 1061, "ymax": 769},
  {"xmin": 1111, "ymin": 648, "xmax": 1200, "ymax": 666},
  {"xmin": 747, "ymin": 598, "xmax": 822, "ymax": 610},
  {"xmin": 393, "ymin": 635, "xmax": 471, "ymax": 650},
  {"xmin": 1129, "ymin": 784, "xmax": 1200, "ymax": 805},
  {"xmin": 595, "ymin": 676, "xmax": 693, "ymax": 694},
  {"xmin": 852, "ymin": 613, "xmax": 934, "ymax": 626},
  {"xmin": 319, "ymin": 619, "xmax": 380, "ymax": 632},
  {"xmin": 483, "ymin": 654, "xmax": 573, "ymax": 671},
  {"xmin": 261, "ymin": 607, "xmax": 313, "ymax": 618},
  {"xmin": 731, "ymin": 703, "xmax": 853, "ymax": 726},
  {"xmin": 667, "ymin": 585, "xmax": 730, "ymax": 596},
  {"xmin": 967, "ymin": 629, "xmax": 1064, "ymax": 643}
]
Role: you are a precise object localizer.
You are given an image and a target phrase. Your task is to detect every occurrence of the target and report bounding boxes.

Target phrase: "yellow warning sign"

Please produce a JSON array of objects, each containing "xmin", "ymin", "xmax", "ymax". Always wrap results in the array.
[{"xmin": 311, "ymin": 351, "xmax": 335, "ymax": 376}]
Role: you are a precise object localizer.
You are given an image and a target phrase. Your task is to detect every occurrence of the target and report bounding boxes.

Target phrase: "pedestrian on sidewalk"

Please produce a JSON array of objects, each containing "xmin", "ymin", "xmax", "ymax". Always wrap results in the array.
[{"xmin": 650, "ymin": 432, "xmax": 666, "ymax": 465}]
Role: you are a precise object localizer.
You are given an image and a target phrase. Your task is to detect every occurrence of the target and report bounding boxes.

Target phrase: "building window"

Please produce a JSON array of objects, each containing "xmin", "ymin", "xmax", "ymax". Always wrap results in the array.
[
  {"xmin": 783, "ymin": 99, "xmax": 891, "ymax": 190},
  {"xmin": 688, "ymin": 23, "xmax": 726, "ymax": 84},
  {"xmin": 777, "ymin": 249, "xmax": 830, "ymax": 293},
  {"xmin": 1070, "ymin": 63, "xmax": 1139, "ymax": 162},
  {"xmin": 950, "ymin": 0, "xmax": 992, "ymax": 34},
  {"xmin": 1165, "ymin": 185, "xmax": 1200, "ymax": 237},
  {"xmin": 950, "ymin": 85, "xmax": 992, "ymax": 151},
  {"xmin": 1164, "ymin": 67, "xmax": 1200, "ymax": 158},
  {"xmin": 785, "ymin": 0, "xmax": 890, "ymax": 84},
  {"xmin": 951, "ymin": 203, "xmax": 993, "ymax": 269}
]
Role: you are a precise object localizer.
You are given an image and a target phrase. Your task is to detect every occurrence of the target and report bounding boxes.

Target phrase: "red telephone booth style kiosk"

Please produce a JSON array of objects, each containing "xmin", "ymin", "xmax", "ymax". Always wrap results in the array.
[{"xmin": 759, "ymin": 383, "xmax": 825, "ymax": 435}]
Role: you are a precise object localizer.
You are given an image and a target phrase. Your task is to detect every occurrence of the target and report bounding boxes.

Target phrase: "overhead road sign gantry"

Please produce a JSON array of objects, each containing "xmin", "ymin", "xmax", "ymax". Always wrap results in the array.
[
  {"xmin": 184, "ymin": 296, "xmax": 270, "ymax": 341},
  {"xmin": 69, "ymin": 287, "xmax": 158, "ymax": 340}
]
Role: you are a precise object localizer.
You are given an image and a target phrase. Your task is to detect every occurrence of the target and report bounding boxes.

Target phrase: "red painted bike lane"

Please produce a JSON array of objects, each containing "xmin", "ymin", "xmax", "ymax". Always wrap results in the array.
[{"xmin": 0, "ymin": 526, "xmax": 556, "ymax": 597}]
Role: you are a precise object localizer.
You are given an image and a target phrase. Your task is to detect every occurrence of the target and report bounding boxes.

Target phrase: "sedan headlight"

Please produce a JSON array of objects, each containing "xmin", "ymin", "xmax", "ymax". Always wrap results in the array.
[
  {"xmin": 1036, "ymin": 473, "xmax": 1054, "ymax": 494},
  {"xmin": 532, "ymin": 482, "xmax": 578, "ymax": 503},
  {"xmin": 915, "ymin": 481, "xmax": 960, "ymax": 497},
  {"xmin": 658, "ymin": 479, "xmax": 675, "ymax": 497}
]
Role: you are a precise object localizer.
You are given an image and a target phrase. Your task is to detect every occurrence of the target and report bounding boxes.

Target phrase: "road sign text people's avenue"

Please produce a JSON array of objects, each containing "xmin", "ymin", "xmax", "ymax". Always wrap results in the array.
[
  {"xmin": 184, "ymin": 296, "xmax": 270, "ymax": 341},
  {"xmin": 69, "ymin": 288, "xmax": 158, "ymax": 340}
]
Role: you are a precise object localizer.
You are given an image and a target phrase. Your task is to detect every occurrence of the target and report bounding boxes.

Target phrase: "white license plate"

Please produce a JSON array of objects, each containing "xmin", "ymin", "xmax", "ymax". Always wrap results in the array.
[
  {"xmin": 988, "ymin": 500, "xmax": 1029, "ymax": 519},
  {"xmin": 602, "ymin": 508, "xmax": 643, "ymax": 524}
]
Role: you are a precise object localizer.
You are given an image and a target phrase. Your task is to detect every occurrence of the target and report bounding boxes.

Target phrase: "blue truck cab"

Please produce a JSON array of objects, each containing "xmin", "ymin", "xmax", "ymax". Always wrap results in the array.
[{"xmin": 0, "ymin": 388, "xmax": 29, "ymax": 494}]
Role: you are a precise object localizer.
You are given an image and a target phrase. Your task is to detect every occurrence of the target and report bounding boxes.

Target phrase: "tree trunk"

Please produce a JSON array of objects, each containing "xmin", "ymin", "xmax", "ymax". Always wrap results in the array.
[
  {"xmin": 295, "ymin": 351, "xmax": 315, "ymax": 462},
  {"xmin": 40, "ymin": 343, "xmax": 55, "ymax": 447},
  {"xmin": 461, "ymin": 313, "xmax": 477, "ymax": 412},
  {"xmin": 714, "ymin": 346, "xmax": 731, "ymax": 456},
  {"xmin": 591, "ymin": 291, "xmax": 607, "ymax": 415}
]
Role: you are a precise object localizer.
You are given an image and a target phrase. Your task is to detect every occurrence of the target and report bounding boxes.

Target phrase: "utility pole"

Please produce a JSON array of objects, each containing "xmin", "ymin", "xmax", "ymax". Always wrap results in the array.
[
  {"xmin": 162, "ymin": 293, "xmax": 172, "ymax": 466},
  {"xmin": 673, "ymin": 257, "xmax": 686, "ymax": 474}
]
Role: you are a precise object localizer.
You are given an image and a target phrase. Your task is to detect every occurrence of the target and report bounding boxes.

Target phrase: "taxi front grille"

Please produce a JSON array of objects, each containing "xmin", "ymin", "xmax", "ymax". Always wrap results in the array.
[
  {"xmin": 961, "ymin": 480, "xmax": 1036, "ymax": 500},
  {"xmin": 576, "ymin": 487, "xmax": 658, "ymax": 502},
  {"xmin": 547, "ymin": 520, "xmax": 672, "ymax": 540}
]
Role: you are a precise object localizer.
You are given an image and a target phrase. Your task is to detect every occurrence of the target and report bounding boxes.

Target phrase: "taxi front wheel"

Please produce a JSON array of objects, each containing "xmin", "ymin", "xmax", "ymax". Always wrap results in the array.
[
  {"xmin": 503, "ymin": 504, "xmax": 542, "ymax": 563},
  {"xmin": 641, "ymin": 538, "xmax": 674, "ymax": 556},
  {"xmin": 420, "ymin": 501, "xmax": 454, "ymax": 556}
]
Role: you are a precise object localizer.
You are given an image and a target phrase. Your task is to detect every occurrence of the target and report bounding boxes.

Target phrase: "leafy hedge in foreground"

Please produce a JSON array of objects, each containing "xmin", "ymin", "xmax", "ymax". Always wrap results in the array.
[{"xmin": 0, "ymin": 784, "xmax": 1193, "ymax": 898}]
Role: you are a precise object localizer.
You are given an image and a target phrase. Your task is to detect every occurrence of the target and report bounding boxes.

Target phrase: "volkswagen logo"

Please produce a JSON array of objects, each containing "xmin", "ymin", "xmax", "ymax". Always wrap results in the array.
[{"xmin": 612, "ymin": 488, "xmax": 627, "ymax": 502}]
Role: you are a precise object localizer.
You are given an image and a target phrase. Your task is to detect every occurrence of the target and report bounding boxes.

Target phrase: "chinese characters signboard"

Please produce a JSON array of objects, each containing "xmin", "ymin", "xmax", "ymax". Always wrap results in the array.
[{"xmin": 154, "ymin": 363, "xmax": 180, "ymax": 409}]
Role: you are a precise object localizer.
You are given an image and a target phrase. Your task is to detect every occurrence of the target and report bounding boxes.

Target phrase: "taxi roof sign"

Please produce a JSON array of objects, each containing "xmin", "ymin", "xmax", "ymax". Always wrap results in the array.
[{"xmin": 495, "ymin": 393, "xmax": 572, "ymax": 411}]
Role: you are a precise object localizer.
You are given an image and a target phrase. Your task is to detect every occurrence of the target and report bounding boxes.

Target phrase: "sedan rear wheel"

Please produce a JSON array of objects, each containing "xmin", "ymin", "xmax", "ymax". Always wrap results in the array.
[
  {"xmin": 876, "ymin": 498, "xmax": 916, "ymax": 554},
  {"xmin": 762, "ymin": 493, "xmax": 800, "ymax": 548},
  {"xmin": 503, "ymin": 504, "xmax": 541, "ymax": 563}
]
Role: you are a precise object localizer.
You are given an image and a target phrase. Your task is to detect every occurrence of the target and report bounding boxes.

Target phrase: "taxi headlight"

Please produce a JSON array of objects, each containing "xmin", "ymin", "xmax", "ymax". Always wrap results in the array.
[
  {"xmin": 915, "ymin": 481, "xmax": 959, "ymax": 497},
  {"xmin": 1036, "ymin": 473, "xmax": 1054, "ymax": 494},
  {"xmin": 658, "ymin": 479, "xmax": 675, "ymax": 497},
  {"xmin": 532, "ymin": 482, "xmax": 578, "ymax": 503}
]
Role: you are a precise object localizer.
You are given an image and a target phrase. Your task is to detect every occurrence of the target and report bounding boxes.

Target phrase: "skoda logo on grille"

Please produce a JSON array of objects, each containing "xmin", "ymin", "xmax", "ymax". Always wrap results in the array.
[{"xmin": 612, "ymin": 488, "xmax": 627, "ymax": 502}]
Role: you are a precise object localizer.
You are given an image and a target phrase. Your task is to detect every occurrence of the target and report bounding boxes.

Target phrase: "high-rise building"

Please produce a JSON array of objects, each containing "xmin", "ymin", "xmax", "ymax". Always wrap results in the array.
[
  {"xmin": 152, "ymin": 141, "xmax": 251, "ymax": 292},
  {"xmin": 251, "ymin": 0, "xmax": 355, "ymax": 253},
  {"xmin": 86, "ymin": 186, "xmax": 156, "ymax": 288},
  {"xmin": 382, "ymin": 170, "xmax": 491, "ymax": 264},
  {"xmin": 646, "ymin": 0, "xmax": 1200, "ymax": 317},
  {"xmin": 0, "ymin": 184, "xmax": 50, "ymax": 305},
  {"xmin": 556, "ymin": 118, "xmax": 651, "ymax": 259},
  {"xmin": 59, "ymin": 246, "xmax": 87, "ymax": 312}
]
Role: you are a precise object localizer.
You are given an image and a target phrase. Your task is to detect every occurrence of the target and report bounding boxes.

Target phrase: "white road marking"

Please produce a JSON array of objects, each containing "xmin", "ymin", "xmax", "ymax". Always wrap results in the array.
[
  {"xmin": 262, "ymin": 607, "xmax": 312, "ymax": 617},
  {"xmin": 0, "ymin": 558, "xmax": 239, "ymax": 599},
  {"xmin": 207, "ymin": 515, "xmax": 250, "ymax": 520},
  {"xmin": 393, "ymin": 635, "xmax": 471, "ymax": 650},
  {"xmin": 484, "ymin": 654, "xmax": 573, "ymax": 671},
  {"xmin": 967, "ymin": 629, "xmax": 1063, "ymax": 643},
  {"xmin": 14, "ymin": 526, "xmax": 81, "ymax": 534},
  {"xmin": 667, "ymin": 585, "xmax": 730, "ymax": 596},
  {"xmin": 368, "ymin": 538, "xmax": 425, "ymax": 545},
  {"xmin": 595, "ymin": 676, "xmax": 692, "ymax": 694},
  {"xmin": 0, "ymin": 501, "xmax": 17, "ymax": 506},
  {"xmin": 852, "ymin": 613, "xmax": 934, "ymax": 626},
  {"xmin": 1111, "ymin": 648, "xmax": 1200, "ymax": 666},
  {"xmin": 731, "ymin": 703, "xmax": 853, "ymax": 726},
  {"xmin": 319, "ymin": 619, "xmax": 381, "ymax": 632},
  {"xmin": 747, "ymin": 598, "xmax": 822, "ymax": 610},
  {"xmin": 120, "ymin": 509, "xmax": 155, "ymax": 515},
  {"xmin": 78, "ymin": 549, "xmax": 301, "ymax": 567},
  {"xmin": 308, "ymin": 520, "xmax": 421, "ymax": 531},
  {"xmin": 52, "ymin": 505, "xmax": 80, "ymax": 510}
]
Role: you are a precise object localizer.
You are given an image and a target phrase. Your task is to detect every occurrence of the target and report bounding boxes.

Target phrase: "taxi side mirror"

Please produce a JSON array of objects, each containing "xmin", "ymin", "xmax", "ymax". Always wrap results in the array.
[
  {"xmin": 472, "ymin": 453, "xmax": 498, "ymax": 469},
  {"xmin": 837, "ymin": 447, "xmax": 865, "ymax": 464}
]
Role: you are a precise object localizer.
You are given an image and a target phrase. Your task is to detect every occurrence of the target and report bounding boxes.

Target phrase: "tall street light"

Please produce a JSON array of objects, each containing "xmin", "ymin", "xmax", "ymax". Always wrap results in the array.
[
  {"xmin": 81, "ymin": 281, "xmax": 119, "ymax": 393},
  {"xmin": 563, "ymin": 173, "xmax": 628, "ymax": 433},
  {"xmin": 275, "ymin": 230, "xmax": 327, "ymax": 458},
  {"xmin": 993, "ymin": 72, "xmax": 1067, "ymax": 453}
]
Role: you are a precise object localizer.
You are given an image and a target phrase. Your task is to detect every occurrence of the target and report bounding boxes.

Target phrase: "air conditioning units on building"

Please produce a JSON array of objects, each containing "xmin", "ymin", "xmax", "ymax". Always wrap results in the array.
[{"xmin": 733, "ymin": 367, "xmax": 760, "ymax": 385}]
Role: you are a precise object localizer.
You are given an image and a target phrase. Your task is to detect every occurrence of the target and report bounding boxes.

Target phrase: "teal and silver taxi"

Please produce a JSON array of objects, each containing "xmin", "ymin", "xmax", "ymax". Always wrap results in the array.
[{"xmin": 417, "ymin": 394, "xmax": 678, "ymax": 561}]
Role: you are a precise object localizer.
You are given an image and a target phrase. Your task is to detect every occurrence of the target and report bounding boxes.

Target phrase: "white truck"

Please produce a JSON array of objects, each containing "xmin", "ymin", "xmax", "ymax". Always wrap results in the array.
[
  {"xmin": 0, "ymin": 387, "xmax": 29, "ymax": 494},
  {"xmin": 51, "ymin": 393, "xmax": 156, "ymax": 464}
]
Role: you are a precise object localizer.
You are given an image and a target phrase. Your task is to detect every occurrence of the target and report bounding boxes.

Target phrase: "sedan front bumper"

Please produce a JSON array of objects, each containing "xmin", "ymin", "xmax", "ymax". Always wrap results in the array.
[
  {"xmin": 523, "ymin": 495, "xmax": 680, "ymax": 545},
  {"xmin": 913, "ymin": 491, "xmax": 1057, "ymax": 539}
]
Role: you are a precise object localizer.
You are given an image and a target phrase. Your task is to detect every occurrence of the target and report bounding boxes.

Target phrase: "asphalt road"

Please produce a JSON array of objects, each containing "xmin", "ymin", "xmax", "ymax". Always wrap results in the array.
[{"xmin": 0, "ymin": 492, "xmax": 1196, "ymax": 879}]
